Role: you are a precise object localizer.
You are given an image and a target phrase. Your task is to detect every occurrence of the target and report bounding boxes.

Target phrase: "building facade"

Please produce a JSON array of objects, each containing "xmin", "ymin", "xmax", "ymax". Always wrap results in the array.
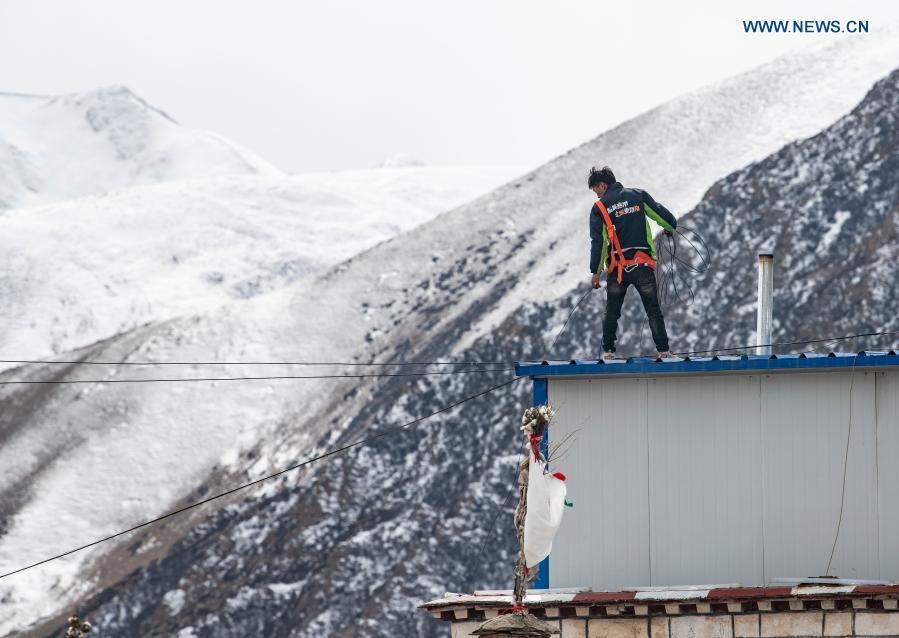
[
  {"xmin": 422, "ymin": 351, "xmax": 899, "ymax": 637},
  {"xmin": 517, "ymin": 353, "xmax": 899, "ymax": 591}
]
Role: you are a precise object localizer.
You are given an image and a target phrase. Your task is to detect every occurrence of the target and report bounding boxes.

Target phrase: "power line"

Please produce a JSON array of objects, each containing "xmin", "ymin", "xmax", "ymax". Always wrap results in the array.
[
  {"xmin": 4, "ymin": 330, "xmax": 896, "ymax": 375},
  {"xmin": 638, "ymin": 226, "xmax": 708, "ymax": 352},
  {"xmin": 543, "ymin": 287, "xmax": 595, "ymax": 360},
  {"xmin": 4, "ymin": 328, "xmax": 893, "ymax": 386},
  {"xmin": 0, "ymin": 358, "xmax": 510, "ymax": 367},
  {"xmin": 0, "ymin": 368, "xmax": 514, "ymax": 386},
  {"xmin": 673, "ymin": 329, "xmax": 899, "ymax": 357},
  {"xmin": 0, "ymin": 375, "xmax": 525, "ymax": 580},
  {"xmin": 470, "ymin": 457, "xmax": 522, "ymax": 573}
]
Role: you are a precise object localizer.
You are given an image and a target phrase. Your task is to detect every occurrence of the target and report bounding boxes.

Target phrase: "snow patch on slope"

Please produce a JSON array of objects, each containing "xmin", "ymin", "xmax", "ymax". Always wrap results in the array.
[
  {"xmin": 0, "ymin": 164, "xmax": 523, "ymax": 369},
  {"xmin": 0, "ymin": 86, "xmax": 280, "ymax": 210},
  {"xmin": 820, "ymin": 210, "xmax": 851, "ymax": 252}
]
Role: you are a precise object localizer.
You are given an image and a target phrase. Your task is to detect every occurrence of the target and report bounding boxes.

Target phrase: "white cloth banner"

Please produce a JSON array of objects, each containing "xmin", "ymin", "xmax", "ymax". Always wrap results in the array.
[{"xmin": 523, "ymin": 454, "xmax": 567, "ymax": 568}]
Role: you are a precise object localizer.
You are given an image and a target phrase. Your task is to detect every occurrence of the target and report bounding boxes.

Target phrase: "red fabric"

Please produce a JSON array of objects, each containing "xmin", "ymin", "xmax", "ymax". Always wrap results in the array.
[{"xmin": 529, "ymin": 434, "xmax": 540, "ymax": 461}]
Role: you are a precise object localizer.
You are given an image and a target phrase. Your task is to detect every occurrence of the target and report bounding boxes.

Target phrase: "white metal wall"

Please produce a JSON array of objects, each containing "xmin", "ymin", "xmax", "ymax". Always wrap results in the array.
[
  {"xmin": 876, "ymin": 371, "xmax": 899, "ymax": 578},
  {"xmin": 547, "ymin": 369, "xmax": 899, "ymax": 590}
]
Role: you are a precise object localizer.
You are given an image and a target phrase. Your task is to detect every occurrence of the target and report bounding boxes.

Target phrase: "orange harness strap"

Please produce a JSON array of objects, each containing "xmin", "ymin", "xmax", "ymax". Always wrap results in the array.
[{"xmin": 596, "ymin": 200, "xmax": 657, "ymax": 283}]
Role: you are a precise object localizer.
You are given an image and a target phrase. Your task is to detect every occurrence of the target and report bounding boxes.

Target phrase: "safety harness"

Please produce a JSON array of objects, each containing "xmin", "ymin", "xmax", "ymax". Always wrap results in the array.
[{"xmin": 595, "ymin": 199, "xmax": 657, "ymax": 283}]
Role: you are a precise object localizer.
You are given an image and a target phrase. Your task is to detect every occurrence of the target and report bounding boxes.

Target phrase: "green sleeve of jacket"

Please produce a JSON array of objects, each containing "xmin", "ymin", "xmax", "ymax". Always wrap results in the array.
[
  {"xmin": 640, "ymin": 189, "xmax": 677, "ymax": 232},
  {"xmin": 645, "ymin": 203, "xmax": 675, "ymax": 231},
  {"xmin": 599, "ymin": 226, "xmax": 609, "ymax": 273}
]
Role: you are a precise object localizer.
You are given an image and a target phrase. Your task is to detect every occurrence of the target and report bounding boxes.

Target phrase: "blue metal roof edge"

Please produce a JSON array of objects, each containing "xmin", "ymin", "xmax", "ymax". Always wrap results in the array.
[{"xmin": 515, "ymin": 351, "xmax": 899, "ymax": 379}]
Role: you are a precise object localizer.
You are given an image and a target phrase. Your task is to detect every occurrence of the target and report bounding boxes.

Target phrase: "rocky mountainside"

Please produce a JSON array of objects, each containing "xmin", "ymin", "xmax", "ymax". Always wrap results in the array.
[{"xmin": 3, "ymin": 32, "xmax": 899, "ymax": 638}]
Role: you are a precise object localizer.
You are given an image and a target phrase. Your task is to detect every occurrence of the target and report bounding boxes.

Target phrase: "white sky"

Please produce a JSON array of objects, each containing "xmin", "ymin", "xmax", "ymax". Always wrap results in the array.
[{"xmin": 1, "ymin": 0, "xmax": 897, "ymax": 173}]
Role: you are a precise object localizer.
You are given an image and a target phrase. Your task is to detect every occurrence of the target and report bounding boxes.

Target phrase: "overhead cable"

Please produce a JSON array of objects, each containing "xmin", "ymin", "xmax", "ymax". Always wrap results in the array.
[
  {"xmin": 0, "ymin": 368, "xmax": 513, "ymax": 386},
  {"xmin": 674, "ymin": 329, "xmax": 899, "ymax": 357},
  {"xmin": 0, "ymin": 375, "xmax": 524, "ymax": 580},
  {"xmin": 0, "ymin": 358, "xmax": 509, "ymax": 367}
]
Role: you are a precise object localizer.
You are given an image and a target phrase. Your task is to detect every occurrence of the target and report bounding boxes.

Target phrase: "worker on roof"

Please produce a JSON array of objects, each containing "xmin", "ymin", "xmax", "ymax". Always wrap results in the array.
[{"xmin": 588, "ymin": 166, "xmax": 677, "ymax": 360}]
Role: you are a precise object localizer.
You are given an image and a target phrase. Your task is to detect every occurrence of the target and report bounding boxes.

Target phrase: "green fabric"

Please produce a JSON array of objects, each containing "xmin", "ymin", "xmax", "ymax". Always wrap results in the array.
[
  {"xmin": 644, "ymin": 202, "xmax": 674, "ymax": 260},
  {"xmin": 598, "ymin": 225, "xmax": 609, "ymax": 273},
  {"xmin": 644, "ymin": 202, "xmax": 675, "ymax": 231},
  {"xmin": 645, "ymin": 219, "xmax": 657, "ymax": 259}
]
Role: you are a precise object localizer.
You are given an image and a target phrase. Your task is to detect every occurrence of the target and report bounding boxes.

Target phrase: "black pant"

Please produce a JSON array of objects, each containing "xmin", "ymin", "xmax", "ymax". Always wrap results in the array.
[{"xmin": 602, "ymin": 266, "xmax": 670, "ymax": 353}]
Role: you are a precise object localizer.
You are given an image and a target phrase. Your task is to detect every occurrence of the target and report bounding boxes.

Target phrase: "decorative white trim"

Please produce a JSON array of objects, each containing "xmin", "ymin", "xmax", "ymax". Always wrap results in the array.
[
  {"xmin": 524, "ymin": 593, "xmax": 579, "ymax": 604},
  {"xmin": 791, "ymin": 585, "xmax": 856, "ymax": 596},
  {"xmin": 473, "ymin": 588, "xmax": 589, "ymax": 596}
]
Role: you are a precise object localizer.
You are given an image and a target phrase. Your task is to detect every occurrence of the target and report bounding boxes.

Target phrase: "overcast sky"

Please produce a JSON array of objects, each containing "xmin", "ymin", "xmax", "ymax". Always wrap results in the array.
[{"xmin": 2, "ymin": 1, "xmax": 897, "ymax": 173}]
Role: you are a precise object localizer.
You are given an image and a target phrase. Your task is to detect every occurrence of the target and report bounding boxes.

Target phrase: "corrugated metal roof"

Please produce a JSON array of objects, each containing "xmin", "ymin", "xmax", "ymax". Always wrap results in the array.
[{"xmin": 515, "ymin": 351, "xmax": 899, "ymax": 379}]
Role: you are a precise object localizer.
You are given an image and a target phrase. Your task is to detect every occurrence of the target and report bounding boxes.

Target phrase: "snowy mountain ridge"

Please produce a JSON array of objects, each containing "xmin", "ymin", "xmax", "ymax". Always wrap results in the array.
[
  {"xmin": 0, "ymin": 85, "xmax": 280, "ymax": 209},
  {"xmin": 2, "ymin": 28, "xmax": 899, "ymax": 637}
]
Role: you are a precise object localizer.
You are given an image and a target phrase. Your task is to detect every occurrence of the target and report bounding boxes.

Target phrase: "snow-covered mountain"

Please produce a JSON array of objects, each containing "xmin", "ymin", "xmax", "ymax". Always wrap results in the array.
[
  {"xmin": 0, "ymin": 86, "xmax": 280, "ymax": 210},
  {"xmin": 4, "ymin": 28, "xmax": 899, "ymax": 638},
  {"xmin": 0, "ymin": 87, "xmax": 528, "ymax": 367},
  {"xmin": 0, "ymin": 164, "xmax": 525, "ymax": 367}
]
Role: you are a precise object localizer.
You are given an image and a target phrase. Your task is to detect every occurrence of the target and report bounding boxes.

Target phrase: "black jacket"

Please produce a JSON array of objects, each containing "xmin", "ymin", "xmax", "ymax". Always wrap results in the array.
[{"xmin": 589, "ymin": 182, "xmax": 677, "ymax": 274}]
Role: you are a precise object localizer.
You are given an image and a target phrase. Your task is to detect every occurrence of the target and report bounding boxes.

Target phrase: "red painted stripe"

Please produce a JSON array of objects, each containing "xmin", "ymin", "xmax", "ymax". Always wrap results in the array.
[
  {"xmin": 573, "ymin": 592, "xmax": 637, "ymax": 604},
  {"xmin": 708, "ymin": 587, "xmax": 794, "ymax": 600},
  {"xmin": 854, "ymin": 585, "xmax": 899, "ymax": 595}
]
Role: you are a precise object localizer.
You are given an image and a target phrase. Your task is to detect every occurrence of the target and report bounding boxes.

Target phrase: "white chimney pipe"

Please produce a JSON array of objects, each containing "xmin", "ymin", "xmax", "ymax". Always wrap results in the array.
[{"xmin": 757, "ymin": 254, "xmax": 774, "ymax": 356}]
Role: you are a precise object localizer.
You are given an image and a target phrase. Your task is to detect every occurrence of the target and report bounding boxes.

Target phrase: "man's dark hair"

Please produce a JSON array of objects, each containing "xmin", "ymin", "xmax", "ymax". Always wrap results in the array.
[{"xmin": 587, "ymin": 166, "xmax": 616, "ymax": 189}]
